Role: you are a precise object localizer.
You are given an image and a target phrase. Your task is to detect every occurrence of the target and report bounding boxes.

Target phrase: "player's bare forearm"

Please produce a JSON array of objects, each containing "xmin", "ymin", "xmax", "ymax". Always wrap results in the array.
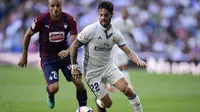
[
  {"xmin": 120, "ymin": 45, "xmax": 140, "ymax": 63},
  {"xmin": 128, "ymin": 50, "xmax": 140, "ymax": 63},
  {"xmin": 23, "ymin": 28, "xmax": 34, "ymax": 55},
  {"xmin": 70, "ymin": 39, "xmax": 83, "ymax": 64}
]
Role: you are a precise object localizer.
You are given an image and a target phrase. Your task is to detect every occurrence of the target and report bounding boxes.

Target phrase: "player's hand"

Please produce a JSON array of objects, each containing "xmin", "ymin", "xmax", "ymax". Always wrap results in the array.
[
  {"xmin": 136, "ymin": 60, "xmax": 146, "ymax": 67},
  {"xmin": 18, "ymin": 54, "xmax": 28, "ymax": 68},
  {"xmin": 58, "ymin": 50, "xmax": 69, "ymax": 59},
  {"xmin": 71, "ymin": 68, "xmax": 80, "ymax": 79}
]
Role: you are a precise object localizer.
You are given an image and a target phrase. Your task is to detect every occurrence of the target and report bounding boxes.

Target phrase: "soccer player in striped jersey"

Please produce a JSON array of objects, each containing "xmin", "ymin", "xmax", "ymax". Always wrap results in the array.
[
  {"xmin": 18, "ymin": 0, "xmax": 87, "ymax": 109},
  {"xmin": 70, "ymin": 1, "xmax": 146, "ymax": 112}
]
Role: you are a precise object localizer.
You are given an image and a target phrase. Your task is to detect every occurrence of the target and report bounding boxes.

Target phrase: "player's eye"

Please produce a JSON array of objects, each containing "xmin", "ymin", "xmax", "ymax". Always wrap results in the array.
[
  {"xmin": 51, "ymin": 5, "xmax": 55, "ymax": 8},
  {"xmin": 104, "ymin": 13, "xmax": 108, "ymax": 17},
  {"xmin": 56, "ymin": 4, "xmax": 60, "ymax": 7}
]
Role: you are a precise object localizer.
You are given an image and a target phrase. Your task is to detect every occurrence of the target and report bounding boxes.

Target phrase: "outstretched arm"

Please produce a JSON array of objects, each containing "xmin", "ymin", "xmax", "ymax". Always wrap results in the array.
[{"xmin": 119, "ymin": 45, "xmax": 146, "ymax": 66}]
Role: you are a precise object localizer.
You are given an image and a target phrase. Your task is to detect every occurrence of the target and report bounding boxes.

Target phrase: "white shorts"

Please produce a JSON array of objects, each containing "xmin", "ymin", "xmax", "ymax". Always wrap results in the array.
[
  {"xmin": 85, "ymin": 63, "xmax": 125, "ymax": 99},
  {"xmin": 112, "ymin": 45, "xmax": 128, "ymax": 67}
]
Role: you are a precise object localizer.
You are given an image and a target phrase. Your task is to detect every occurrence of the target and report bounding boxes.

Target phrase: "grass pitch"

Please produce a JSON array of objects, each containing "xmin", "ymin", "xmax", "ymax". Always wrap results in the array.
[{"xmin": 0, "ymin": 66, "xmax": 200, "ymax": 112}]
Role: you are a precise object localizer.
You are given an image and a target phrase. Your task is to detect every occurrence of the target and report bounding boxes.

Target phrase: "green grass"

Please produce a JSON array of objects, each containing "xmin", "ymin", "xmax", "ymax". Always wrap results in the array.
[{"xmin": 0, "ymin": 66, "xmax": 200, "ymax": 112}]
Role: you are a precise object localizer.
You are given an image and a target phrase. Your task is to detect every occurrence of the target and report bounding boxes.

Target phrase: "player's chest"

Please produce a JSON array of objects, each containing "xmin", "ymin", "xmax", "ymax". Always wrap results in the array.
[
  {"xmin": 43, "ymin": 22, "xmax": 68, "ymax": 32},
  {"xmin": 92, "ymin": 31, "xmax": 116, "ymax": 48},
  {"xmin": 43, "ymin": 22, "xmax": 69, "ymax": 42}
]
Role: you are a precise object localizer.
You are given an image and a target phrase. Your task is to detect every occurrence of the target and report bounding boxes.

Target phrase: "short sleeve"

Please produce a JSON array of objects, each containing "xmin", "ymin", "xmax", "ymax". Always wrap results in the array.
[
  {"xmin": 115, "ymin": 30, "xmax": 126, "ymax": 47},
  {"xmin": 77, "ymin": 25, "xmax": 93, "ymax": 44},
  {"xmin": 68, "ymin": 16, "xmax": 78, "ymax": 35},
  {"xmin": 30, "ymin": 17, "xmax": 43, "ymax": 33}
]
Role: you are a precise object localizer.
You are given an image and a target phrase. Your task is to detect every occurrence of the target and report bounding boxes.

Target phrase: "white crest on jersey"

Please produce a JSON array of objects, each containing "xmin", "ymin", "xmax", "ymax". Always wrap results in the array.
[
  {"xmin": 31, "ymin": 19, "xmax": 37, "ymax": 29},
  {"xmin": 64, "ymin": 24, "xmax": 68, "ymax": 29}
]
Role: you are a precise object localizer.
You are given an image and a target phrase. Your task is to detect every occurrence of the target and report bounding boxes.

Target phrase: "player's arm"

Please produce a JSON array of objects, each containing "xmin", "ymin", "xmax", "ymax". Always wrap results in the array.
[
  {"xmin": 18, "ymin": 28, "xmax": 35, "ymax": 67},
  {"xmin": 58, "ymin": 15, "xmax": 78, "ymax": 59},
  {"xmin": 70, "ymin": 39, "xmax": 84, "ymax": 79},
  {"xmin": 58, "ymin": 34, "xmax": 77, "ymax": 59},
  {"xmin": 23, "ymin": 29, "xmax": 35, "ymax": 56},
  {"xmin": 70, "ymin": 39, "xmax": 84, "ymax": 65},
  {"xmin": 119, "ymin": 45, "xmax": 146, "ymax": 67}
]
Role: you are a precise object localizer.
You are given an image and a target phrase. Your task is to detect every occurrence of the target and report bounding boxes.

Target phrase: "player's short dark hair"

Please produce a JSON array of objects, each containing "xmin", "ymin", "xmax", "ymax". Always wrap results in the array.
[{"xmin": 98, "ymin": 0, "xmax": 114, "ymax": 13}]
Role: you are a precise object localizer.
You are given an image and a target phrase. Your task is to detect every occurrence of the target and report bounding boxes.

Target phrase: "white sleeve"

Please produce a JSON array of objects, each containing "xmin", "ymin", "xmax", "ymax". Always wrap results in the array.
[
  {"xmin": 77, "ymin": 25, "xmax": 94, "ymax": 44},
  {"xmin": 116, "ymin": 30, "xmax": 126, "ymax": 47}
]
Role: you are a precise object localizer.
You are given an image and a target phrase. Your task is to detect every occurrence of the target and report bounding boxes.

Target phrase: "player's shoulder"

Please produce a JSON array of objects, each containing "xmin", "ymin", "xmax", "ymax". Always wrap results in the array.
[
  {"xmin": 62, "ymin": 12, "xmax": 75, "ymax": 20},
  {"xmin": 112, "ymin": 25, "xmax": 120, "ymax": 33},
  {"xmin": 83, "ymin": 22, "xmax": 97, "ymax": 32},
  {"xmin": 112, "ymin": 26, "xmax": 123, "ymax": 37}
]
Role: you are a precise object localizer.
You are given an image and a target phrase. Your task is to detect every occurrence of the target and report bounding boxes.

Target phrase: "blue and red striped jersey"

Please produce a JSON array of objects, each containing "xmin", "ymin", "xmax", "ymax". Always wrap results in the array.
[{"xmin": 30, "ymin": 12, "xmax": 77, "ymax": 60}]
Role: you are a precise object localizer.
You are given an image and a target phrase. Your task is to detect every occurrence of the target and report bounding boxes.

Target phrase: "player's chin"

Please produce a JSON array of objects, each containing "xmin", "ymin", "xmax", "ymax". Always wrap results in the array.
[{"xmin": 102, "ymin": 22, "xmax": 108, "ymax": 27}]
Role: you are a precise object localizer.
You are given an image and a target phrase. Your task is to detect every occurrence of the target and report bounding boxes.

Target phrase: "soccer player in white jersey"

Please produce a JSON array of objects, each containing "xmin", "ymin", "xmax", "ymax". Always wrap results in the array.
[
  {"xmin": 107, "ymin": 7, "xmax": 141, "ymax": 91},
  {"xmin": 70, "ymin": 1, "xmax": 146, "ymax": 112}
]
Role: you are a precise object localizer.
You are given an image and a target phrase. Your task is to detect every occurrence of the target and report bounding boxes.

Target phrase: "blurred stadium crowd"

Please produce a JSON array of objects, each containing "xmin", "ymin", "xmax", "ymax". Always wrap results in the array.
[{"xmin": 0, "ymin": 0, "xmax": 200, "ymax": 62}]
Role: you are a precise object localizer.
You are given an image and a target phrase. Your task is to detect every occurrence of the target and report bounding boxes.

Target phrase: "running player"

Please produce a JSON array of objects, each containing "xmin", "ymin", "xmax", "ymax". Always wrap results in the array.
[
  {"xmin": 18, "ymin": 0, "xmax": 87, "ymax": 109},
  {"xmin": 70, "ymin": 1, "xmax": 146, "ymax": 112}
]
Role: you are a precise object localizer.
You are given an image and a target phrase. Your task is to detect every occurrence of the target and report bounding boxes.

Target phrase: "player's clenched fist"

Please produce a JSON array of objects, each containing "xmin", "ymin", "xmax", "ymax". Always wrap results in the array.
[{"xmin": 18, "ymin": 54, "xmax": 27, "ymax": 68}]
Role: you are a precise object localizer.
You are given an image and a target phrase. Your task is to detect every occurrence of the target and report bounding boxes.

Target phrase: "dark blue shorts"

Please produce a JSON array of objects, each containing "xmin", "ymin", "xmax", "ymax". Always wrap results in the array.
[{"xmin": 41, "ymin": 57, "xmax": 72, "ymax": 85}]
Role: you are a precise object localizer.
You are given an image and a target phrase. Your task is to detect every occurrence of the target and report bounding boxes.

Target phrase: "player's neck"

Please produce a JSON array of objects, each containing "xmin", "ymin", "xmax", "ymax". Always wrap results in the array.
[
  {"xmin": 104, "ymin": 24, "xmax": 111, "ymax": 30},
  {"xmin": 50, "ymin": 14, "xmax": 61, "ymax": 21}
]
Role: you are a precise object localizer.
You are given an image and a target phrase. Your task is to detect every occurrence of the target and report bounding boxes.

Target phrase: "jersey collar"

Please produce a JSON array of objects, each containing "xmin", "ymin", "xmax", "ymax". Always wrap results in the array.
[{"xmin": 97, "ymin": 21, "xmax": 112, "ymax": 31}]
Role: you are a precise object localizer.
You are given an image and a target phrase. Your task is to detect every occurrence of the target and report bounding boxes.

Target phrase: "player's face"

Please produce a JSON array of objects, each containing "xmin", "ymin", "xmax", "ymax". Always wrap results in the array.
[
  {"xmin": 98, "ymin": 8, "xmax": 113, "ymax": 27},
  {"xmin": 48, "ymin": 0, "xmax": 62, "ymax": 18},
  {"xmin": 121, "ymin": 8, "xmax": 128, "ymax": 19}
]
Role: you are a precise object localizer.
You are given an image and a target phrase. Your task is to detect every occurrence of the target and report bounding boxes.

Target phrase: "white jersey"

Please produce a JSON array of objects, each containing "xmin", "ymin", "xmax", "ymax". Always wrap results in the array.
[
  {"xmin": 77, "ymin": 22, "xmax": 126, "ymax": 79},
  {"xmin": 111, "ymin": 16, "xmax": 135, "ymax": 66},
  {"xmin": 112, "ymin": 16, "xmax": 134, "ymax": 44}
]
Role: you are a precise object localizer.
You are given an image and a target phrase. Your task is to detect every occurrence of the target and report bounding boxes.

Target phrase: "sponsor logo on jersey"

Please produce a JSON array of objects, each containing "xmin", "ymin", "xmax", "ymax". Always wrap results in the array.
[
  {"xmin": 94, "ymin": 46, "xmax": 112, "ymax": 51},
  {"xmin": 94, "ymin": 43, "xmax": 112, "ymax": 51},
  {"xmin": 49, "ymin": 31, "xmax": 65, "ymax": 42},
  {"xmin": 104, "ymin": 43, "xmax": 110, "ymax": 48}
]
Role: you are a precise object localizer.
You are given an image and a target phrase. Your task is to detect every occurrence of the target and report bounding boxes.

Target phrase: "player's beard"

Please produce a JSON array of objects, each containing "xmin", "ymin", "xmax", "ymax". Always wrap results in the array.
[{"xmin": 101, "ymin": 18, "xmax": 111, "ymax": 28}]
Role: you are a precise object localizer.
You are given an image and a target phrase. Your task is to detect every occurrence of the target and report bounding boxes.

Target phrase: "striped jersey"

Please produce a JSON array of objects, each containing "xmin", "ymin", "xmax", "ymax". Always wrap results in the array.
[{"xmin": 30, "ymin": 12, "xmax": 77, "ymax": 60}]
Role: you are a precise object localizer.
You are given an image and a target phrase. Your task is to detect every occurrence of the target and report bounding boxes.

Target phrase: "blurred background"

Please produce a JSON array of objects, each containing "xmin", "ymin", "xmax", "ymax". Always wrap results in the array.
[
  {"xmin": 0, "ymin": 0, "xmax": 200, "ymax": 112},
  {"xmin": 1, "ymin": 0, "xmax": 200, "ymax": 58},
  {"xmin": 0, "ymin": 0, "xmax": 200, "ymax": 69}
]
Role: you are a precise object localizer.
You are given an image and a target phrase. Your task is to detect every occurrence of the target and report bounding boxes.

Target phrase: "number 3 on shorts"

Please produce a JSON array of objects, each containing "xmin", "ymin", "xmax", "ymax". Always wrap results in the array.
[{"xmin": 90, "ymin": 83, "xmax": 100, "ymax": 92}]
